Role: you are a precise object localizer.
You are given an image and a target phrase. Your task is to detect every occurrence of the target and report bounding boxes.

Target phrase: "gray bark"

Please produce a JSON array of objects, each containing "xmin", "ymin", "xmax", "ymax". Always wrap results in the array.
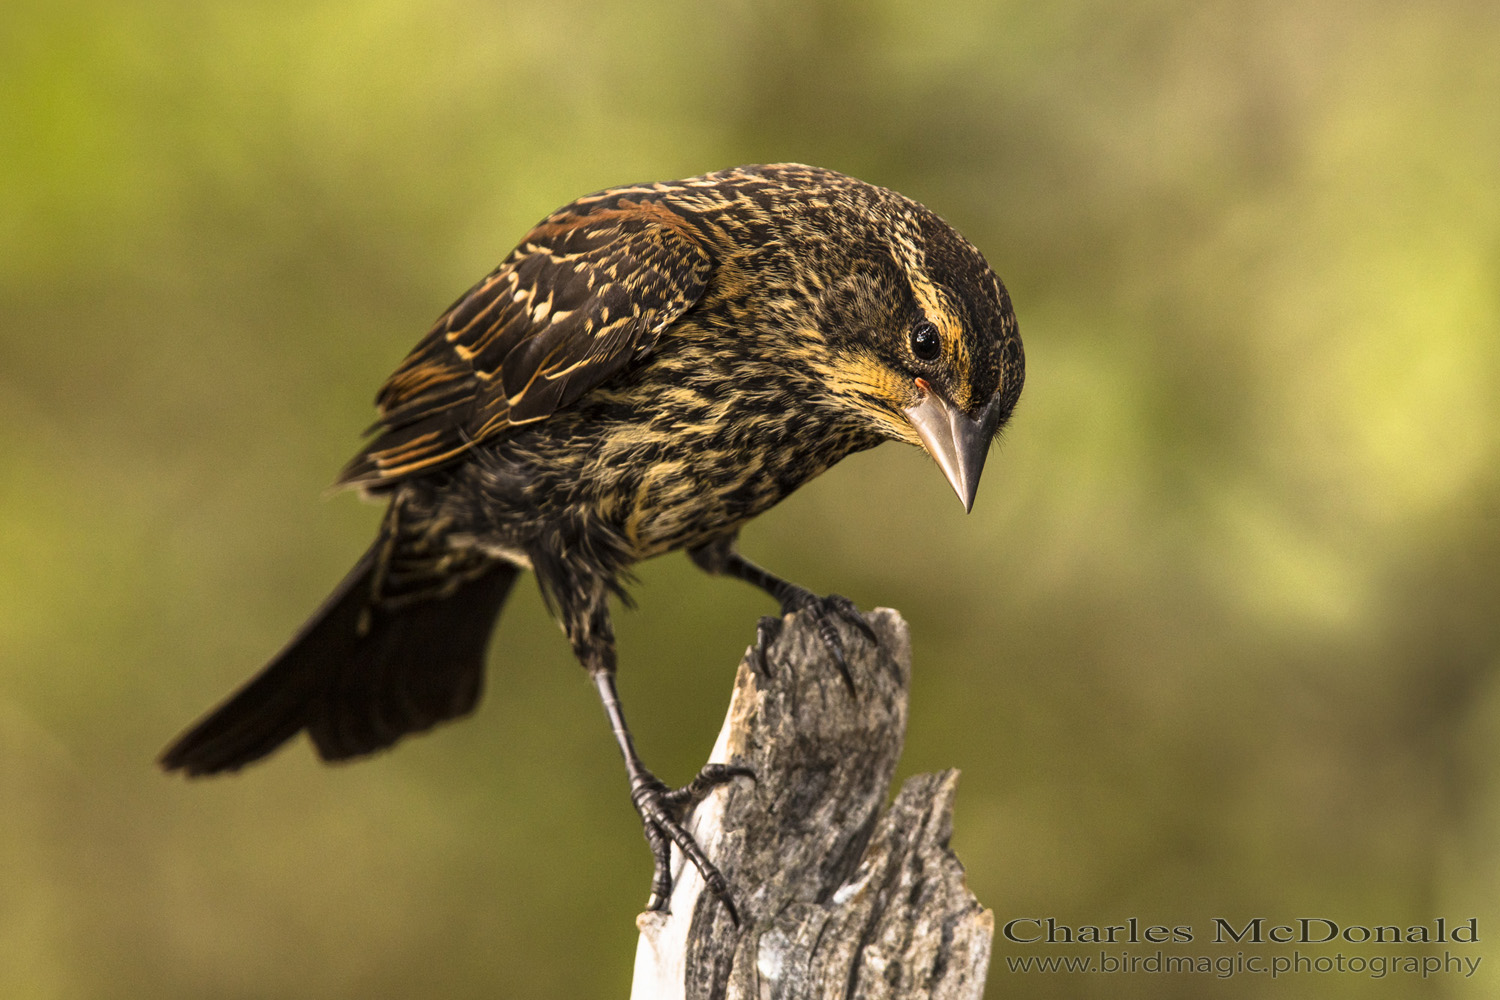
[{"xmin": 631, "ymin": 607, "xmax": 992, "ymax": 1000}]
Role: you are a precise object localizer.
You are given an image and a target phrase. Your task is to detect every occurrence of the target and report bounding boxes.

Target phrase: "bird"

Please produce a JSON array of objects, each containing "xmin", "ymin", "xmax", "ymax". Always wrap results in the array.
[{"xmin": 159, "ymin": 163, "xmax": 1024, "ymax": 918}]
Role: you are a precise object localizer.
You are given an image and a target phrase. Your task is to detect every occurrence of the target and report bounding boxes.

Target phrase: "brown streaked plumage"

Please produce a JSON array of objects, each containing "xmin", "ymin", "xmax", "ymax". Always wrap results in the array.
[{"xmin": 160, "ymin": 163, "xmax": 1024, "ymax": 918}]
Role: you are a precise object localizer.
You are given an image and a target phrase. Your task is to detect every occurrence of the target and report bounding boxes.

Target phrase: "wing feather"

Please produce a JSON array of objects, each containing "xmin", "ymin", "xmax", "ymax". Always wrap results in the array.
[{"xmin": 337, "ymin": 196, "xmax": 711, "ymax": 488}]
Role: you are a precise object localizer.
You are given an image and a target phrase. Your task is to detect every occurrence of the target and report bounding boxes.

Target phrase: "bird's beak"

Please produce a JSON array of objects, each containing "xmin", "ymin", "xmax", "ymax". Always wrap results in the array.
[{"xmin": 902, "ymin": 378, "xmax": 998, "ymax": 513}]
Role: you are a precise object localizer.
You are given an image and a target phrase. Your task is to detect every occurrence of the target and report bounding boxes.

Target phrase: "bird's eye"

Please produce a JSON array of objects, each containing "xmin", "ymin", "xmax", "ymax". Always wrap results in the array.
[{"xmin": 910, "ymin": 320, "xmax": 941, "ymax": 361}]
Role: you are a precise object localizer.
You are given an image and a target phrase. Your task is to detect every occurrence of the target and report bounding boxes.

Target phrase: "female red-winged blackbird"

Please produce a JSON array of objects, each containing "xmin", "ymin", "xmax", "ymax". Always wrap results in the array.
[{"xmin": 161, "ymin": 163, "xmax": 1024, "ymax": 916}]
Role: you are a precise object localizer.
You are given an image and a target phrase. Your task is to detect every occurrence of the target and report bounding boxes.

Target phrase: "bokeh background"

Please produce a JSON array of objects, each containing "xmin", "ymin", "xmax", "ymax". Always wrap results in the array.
[{"xmin": 4, "ymin": 0, "xmax": 1498, "ymax": 997}]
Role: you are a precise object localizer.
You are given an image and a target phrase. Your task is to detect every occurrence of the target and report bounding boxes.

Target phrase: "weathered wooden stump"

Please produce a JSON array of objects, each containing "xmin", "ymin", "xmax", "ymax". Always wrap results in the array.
[{"xmin": 631, "ymin": 607, "xmax": 992, "ymax": 1000}]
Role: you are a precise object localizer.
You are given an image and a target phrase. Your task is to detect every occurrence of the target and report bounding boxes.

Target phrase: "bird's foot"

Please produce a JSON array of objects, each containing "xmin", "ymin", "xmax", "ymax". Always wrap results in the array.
[
  {"xmin": 758, "ymin": 589, "xmax": 877, "ymax": 692},
  {"xmin": 632, "ymin": 763, "xmax": 754, "ymax": 923}
]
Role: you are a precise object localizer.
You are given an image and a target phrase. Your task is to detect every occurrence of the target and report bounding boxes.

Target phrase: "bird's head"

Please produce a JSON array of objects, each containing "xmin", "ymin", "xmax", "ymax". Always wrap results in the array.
[{"xmin": 803, "ymin": 192, "xmax": 1024, "ymax": 513}]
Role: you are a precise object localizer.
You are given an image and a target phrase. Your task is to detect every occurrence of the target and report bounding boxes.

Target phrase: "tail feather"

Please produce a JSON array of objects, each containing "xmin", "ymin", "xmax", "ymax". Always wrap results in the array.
[{"xmin": 160, "ymin": 546, "xmax": 518, "ymax": 776}]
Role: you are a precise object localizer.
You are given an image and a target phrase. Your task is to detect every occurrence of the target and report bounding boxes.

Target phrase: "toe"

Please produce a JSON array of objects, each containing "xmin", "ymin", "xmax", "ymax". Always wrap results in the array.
[{"xmin": 827, "ymin": 594, "xmax": 877, "ymax": 643}]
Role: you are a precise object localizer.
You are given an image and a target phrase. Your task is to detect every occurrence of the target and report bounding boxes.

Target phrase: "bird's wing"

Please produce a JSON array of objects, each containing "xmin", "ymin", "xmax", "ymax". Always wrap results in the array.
[{"xmin": 337, "ymin": 197, "xmax": 712, "ymax": 488}]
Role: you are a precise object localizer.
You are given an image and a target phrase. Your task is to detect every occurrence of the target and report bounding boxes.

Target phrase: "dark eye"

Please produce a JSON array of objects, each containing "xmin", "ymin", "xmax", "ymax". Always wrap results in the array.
[{"xmin": 910, "ymin": 320, "xmax": 941, "ymax": 361}]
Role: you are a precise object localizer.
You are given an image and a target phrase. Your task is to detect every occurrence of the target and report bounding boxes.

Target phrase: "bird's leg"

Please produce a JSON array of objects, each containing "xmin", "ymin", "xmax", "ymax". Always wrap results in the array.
[
  {"xmin": 688, "ymin": 533, "xmax": 876, "ymax": 689},
  {"xmin": 572, "ymin": 596, "xmax": 749, "ymax": 921}
]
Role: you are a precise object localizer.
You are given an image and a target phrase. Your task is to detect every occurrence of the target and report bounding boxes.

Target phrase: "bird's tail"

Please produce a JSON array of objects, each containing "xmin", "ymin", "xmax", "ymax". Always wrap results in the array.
[{"xmin": 159, "ymin": 541, "xmax": 519, "ymax": 776}]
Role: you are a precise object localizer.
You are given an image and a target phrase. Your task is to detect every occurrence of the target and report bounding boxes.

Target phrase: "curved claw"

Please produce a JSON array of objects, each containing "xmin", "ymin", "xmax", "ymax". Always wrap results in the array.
[
  {"xmin": 753, "ymin": 616, "xmax": 784, "ymax": 677},
  {"xmin": 817, "ymin": 618, "xmax": 857, "ymax": 694},
  {"xmin": 778, "ymin": 591, "xmax": 876, "ymax": 694}
]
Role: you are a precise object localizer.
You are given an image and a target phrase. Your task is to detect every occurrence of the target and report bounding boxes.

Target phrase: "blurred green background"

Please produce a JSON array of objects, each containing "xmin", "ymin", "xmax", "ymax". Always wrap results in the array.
[{"xmin": 3, "ymin": 0, "xmax": 1498, "ymax": 996}]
